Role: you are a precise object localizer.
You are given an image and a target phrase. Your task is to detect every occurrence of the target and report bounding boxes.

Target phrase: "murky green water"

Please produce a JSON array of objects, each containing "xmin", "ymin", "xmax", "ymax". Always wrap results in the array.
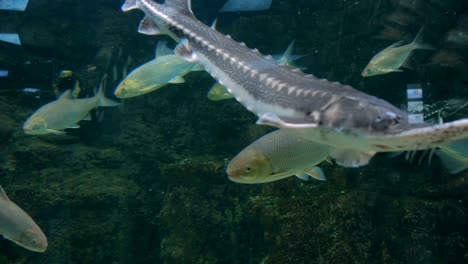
[{"xmin": 0, "ymin": 0, "xmax": 467, "ymax": 263}]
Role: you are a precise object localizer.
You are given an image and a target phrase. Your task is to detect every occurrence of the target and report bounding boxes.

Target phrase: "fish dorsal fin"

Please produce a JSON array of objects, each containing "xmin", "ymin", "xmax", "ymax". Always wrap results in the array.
[
  {"xmin": 0, "ymin": 186, "xmax": 10, "ymax": 202},
  {"xmin": 210, "ymin": 19, "xmax": 218, "ymax": 29},
  {"xmin": 59, "ymin": 89, "xmax": 72, "ymax": 100},
  {"xmin": 166, "ymin": 0, "xmax": 195, "ymax": 17},
  {"xmin": 279, "ymin": 40, "xmax": 295, "ymax": 65},
  {"xmin": 138, "ymin": 16, "xmax": 162, "ymax": 35},
  {"xmin": 385, "ymin": 40, "xmax": 405, "ymax": 50},
  {"xmin": 155, "ymin": 41, "xmax": 173, "ymax": 58}
]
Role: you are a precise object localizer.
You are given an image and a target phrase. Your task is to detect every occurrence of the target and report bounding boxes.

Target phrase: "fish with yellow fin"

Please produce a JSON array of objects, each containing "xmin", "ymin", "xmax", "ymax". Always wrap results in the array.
[
  {"xmin": 0, "ymin": 186, "xmax": 48, "ymax": 252},
  {"xmin": 227, "ymin": 129, "xmax": 329, "ymax": 184}
]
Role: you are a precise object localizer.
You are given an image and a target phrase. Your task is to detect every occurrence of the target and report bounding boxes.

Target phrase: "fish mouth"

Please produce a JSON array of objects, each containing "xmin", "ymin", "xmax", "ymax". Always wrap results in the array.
[{"xmin": 227, "ymin": 176, "xmax": 256, "ymax": 184}]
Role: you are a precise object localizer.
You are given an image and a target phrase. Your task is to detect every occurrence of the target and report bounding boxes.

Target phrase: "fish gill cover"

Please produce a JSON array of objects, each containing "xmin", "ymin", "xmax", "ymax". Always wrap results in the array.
[{"xmin": 0, "ymin": 0, "xmax": 467, "ymax": 263}]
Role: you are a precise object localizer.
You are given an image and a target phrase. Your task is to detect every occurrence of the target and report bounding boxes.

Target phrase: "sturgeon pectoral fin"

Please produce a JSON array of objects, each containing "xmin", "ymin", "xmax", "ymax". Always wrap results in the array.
[
  {"xmin": 256, "ymin": 112, "xmax": 318, "ymax": 129},
  {"xmin": 175, "ymin": 40, "xmax": 197, "ymax": 62},
  {"xmin": 330, "ymin": 149, "xmax": 376, "ymax": 168},
  {"xmin": 121, "ymin": 0, "xmax": 138, "ymax": 12},
  {"xmin": 138, "ymin": 16, "xmax": 162, "ymax": 35}
]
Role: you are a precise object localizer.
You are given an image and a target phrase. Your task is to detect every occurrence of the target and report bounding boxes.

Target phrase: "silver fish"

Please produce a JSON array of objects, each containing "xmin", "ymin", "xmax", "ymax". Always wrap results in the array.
[
  {"xmin": 123, "ymin": 0, "xmax": 468, "ymax": 167},
  {"xmin": 114, "ymin": 41, "xmax": 202, "ymax": 98},
  {"xmin": 23, "ymin": 82, "xmax": 119, "ymax": 135},
  {"xmin": 0, "ymin": 186, "xmax": 47, "ymax": 252},
  {"xmin": 227, "ymin": 129, "xmax": 328, "ymax": 184},
  {"xmin": 362, "ymin": 28, "xmax": 435, "ymax": 77}
]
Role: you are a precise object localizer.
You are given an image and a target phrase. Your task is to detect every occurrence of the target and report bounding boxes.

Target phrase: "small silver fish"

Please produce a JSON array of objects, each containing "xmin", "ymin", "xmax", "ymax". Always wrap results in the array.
[
  {"xmin": 362, "ymin": 28, "xmax": 435, "ymax": 77},
  {"xmin": 23, "ymin": 81, "xmax": 119, "ymax": 135},
  {"xmin": 0, "ymin": 186, "xmax": 47, "ymax": 252},
  {"xmin": 113, "ymin": 41, "xmax": 202, "ymax": 98},
  {"xmin": 227, "ymin": 129, "xmax": 328, "ymax": 184}
]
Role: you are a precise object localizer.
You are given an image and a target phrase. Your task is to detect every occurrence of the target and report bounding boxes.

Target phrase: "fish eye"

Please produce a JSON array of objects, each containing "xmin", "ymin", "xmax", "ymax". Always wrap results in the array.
[{"xmin": 245, "ymin": 167, "xmax": 251, "ymax": 173}]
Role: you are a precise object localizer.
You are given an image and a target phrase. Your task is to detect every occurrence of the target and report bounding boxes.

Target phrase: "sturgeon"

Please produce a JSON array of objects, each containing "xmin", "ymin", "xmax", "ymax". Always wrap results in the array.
[{"xmin": 122, "ymin": 0, "xmax": 468, "ymax": 167}]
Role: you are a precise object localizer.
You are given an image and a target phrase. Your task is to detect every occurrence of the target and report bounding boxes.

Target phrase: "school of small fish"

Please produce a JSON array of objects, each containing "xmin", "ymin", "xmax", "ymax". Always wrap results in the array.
[{"xmin": 7, "ymin": 0, "xmax": 468, "ymax": 253}]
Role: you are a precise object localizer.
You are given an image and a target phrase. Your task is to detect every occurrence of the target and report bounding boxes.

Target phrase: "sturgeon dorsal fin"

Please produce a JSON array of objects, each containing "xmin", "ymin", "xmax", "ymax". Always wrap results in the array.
[
  {"xmin": 165, "ymin": 0, "xmax": 195, "ymax": 17},
  {"xmin": 138, "ymin": 16, "xmax": 162, "ymax": 36},
  {"xmin": 0, "ymin": 186, "xmax": 10, "ymax": 202}
]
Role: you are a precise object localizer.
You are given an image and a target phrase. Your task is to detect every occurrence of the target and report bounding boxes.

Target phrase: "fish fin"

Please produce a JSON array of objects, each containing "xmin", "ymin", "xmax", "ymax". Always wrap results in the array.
[
  {"xmin": 436, "ymin": 149, "xmax": 468, "ymax": 174},
  {"xmin": 96, "ymin": 80, "xmax": 120, "ymax": 107},
  {"xmin": 155, "ymin": 41, "xmax": 173, "ymax": 57},
  {"xmin": 410, "ymin": 26, "xmax": 435, "ymax": 50},
  {"xmin": 175, "ymin": 39, "xmax": 197, "ymax": 62},
  {"xmin": 71, "ymin": 81, "xmax": 81, "ymax": 98},
  {"xmin": 330, "ymin": 149, "xmax": 376, "ymax": 167},
  {"xmin": 191, "ymin": 63, "xmax": 204, "ymax": 71},
  {"xmin": 385, "ymin": 40, "xmax": 405, "ymax": 50},
  {"xmin": 0, "ymin": 186, "xmax": 10, "ymax": 202},
  {"xmin": 278, "ymin": 40, "xmax": 295, "ymax": 65},
  {"xmin": 0, "ymin": 33, "xmax": 21, "ymax": 45},
  {"xmin": 46, "ymin": 129, "xmax": 67, "ymax": 135},
  {"xmin": 169, "ymin": 76, "xmax": 185, "ymax": 84},
  {"xmin": 165, "ymin": 0, "xmax": 195, "ymax": 17},
  {"xmin": 210, "ymin": 19, "xmax": 218, "ymax": 29},
  {"xmin": 0, "ymin": 0, "xmax": 29, "ymax": 11},
  {"xmin": 58, "ymin": 90, "xmax": 73, "ymax": 100},
  {"xmin": 303, "ymin": 166, "xmax": 326, "ymax": 181},
  {"xmin": 207, "ymin": 83, "xmax": 233, "ymax": 101},
  {"xmin": 67, "ymin": 124, "xmax": 80, "ymax": 129},
  {"xmin": 220, "ymin": 0, "xmax": 272, "ymax": 12},
  {"xmin": 324, "ymin": 156, "xmax": 334, "ymax": 165},
  {"xmin": 121, "ymin": 0, "xmax": 138, "ymax": 12},
  {"xmin": 82, "ymin": 113, "xmax": 92, "ymax": 121},
  {"xmin": 256, "ymin": 112, "xmax": 318, "ymax": 128},
  {"xmin": 402, "ymin": 59, "xmax": 414, "ymax": 70},
  {"xmin": 138, "ymin": 16, "xmax": 162, "ymax": 36},
  {"xmin": 436, "ymin": 139, "xmax": 468, "ymax": 174}
]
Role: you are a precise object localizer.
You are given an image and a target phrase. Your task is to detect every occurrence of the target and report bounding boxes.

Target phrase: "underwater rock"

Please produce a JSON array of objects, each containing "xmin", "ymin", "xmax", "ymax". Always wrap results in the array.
[{"xmin": 0, "ymin": 113, "xmax": 16, "ymax": 144}]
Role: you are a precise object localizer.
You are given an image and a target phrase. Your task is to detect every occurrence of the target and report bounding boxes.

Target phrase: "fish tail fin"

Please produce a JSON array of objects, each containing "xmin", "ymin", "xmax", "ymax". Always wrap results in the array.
[
  {"xmin": 122, "ymin": 0, "xmax": 138, "ymax": 12},
  {"xmin": 296, "ymin": 166, "xmax": 326, "ymax": 181},
  {"xmin": 436, "ymin": 139, "xmax": 468, "ymax": 174},
  {"xmin": 411, "ymin": 26, "xmax": 435, "ymax": 50},
  {"xmin": 96, "ymin": 79, "xmax": 120, "ymax": 107}
]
